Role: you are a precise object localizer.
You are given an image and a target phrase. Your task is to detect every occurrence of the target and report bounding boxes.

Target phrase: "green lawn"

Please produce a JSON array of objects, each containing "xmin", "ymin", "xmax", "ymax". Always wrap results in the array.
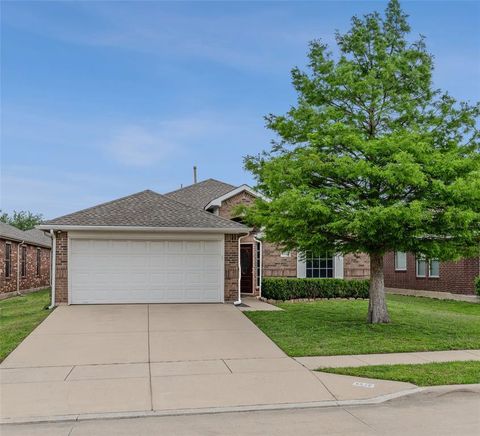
[
  {"xmin": 0, "ymin": 289, "xmax": 52, "ymax": 362},
  {"xmin": 244, "ymin": 295, "xmax": 480, "ymax": 356},
  {"xmin": 319, "ymin": 361, "xmax": 480, "ymax": 386}
]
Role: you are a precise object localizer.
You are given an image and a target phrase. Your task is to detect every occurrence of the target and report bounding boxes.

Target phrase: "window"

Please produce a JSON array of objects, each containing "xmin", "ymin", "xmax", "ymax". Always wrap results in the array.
[
  {"xmin": 256, "ymin": 242, "xmax": 261, "ymax": 288},
  {"xmin": 36, "ymin": 248, "xmax": 41, "ymax": 277},
  {"xmin": 306, "ymin": 252, "xmax": 334, "ymax": 278},
  {"xmin": 429, "ymin": 259, "xmax": 440, "ymax": 278},
  {"xmin": 280, "ymin": 251, "xmax": 291, "ymax": 258},
  {"xmin": 5, "ymin": 242, "xmax": 11, "ymax": 278},
  {"xmin": 394, "ymin": 252, "xmax": 407, "ymax": 271},
  {"xmin": 416, "ymin": 256, "xmax": 427, "ymax": 277},
  {"xmin": 21, "ymin": 245, "xmax": 27, "ymax": 277}
]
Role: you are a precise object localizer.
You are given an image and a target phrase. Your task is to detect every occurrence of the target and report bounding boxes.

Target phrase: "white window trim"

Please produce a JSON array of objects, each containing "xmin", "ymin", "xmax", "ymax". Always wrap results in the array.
[
  {"xmin": 394, "ymin": 251, "xmax": 407, "ymax": 271},
  {"xmin": 428, "ymin": 259, "xmax": 440, "ymax": 278},
  {"xmin": 416, "ymin": 256, "xmax": 427, "ymax": 278},
  {"xmin": 297, "ymin": 253, "xmax": 343, "ymax": 279}
]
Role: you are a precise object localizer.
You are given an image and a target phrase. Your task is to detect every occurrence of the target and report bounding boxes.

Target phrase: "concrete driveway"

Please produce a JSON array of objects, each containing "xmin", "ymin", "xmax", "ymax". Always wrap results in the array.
[{"xmin": 0, "ymin": 304, "xmax": 414, "ymax": 422}]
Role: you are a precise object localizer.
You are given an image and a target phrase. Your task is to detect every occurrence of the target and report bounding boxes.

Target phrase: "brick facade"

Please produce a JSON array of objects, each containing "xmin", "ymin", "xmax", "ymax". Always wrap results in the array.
[
  {"xmin": 262, "ymin": 243, "xmax": 297, "ymax": 278},
  {"xmin": 224, "ymin": 233, "xmax": 242, "ymax": 301},
  {"xmin": 384, "ymin": 252, "xmax": 479, "ymax": 295},
  {"xmin": 0, "ymin": 239, "xmax": 51, "ymax": 295},
  {"xmin": 218, "ymin": 191, "xmax": 297, "ymax": 296},
  {"xmin": 344, "ymin": 253, "xmax": 370, "ymax": 279},
  {"xmin": 218, "ymin": 191, "xmax": 256, "ymax": 220},
  {"xmin": 55, "ymin": 232, "xmax": 69, "ymax": 303},
  {"xmin": 218, "ymin": 189, "xmax": 370, "ymax": 296}
]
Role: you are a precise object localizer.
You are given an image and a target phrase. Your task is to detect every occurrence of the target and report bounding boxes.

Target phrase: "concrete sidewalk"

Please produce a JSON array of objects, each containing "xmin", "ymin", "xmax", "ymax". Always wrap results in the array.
[{"xmin": 295, "ymin": 349, "xmax": 480, "ymax": 369}]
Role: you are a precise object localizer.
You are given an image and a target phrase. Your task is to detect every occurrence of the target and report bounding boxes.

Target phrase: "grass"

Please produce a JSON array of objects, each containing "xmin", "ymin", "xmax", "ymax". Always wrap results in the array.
[
  {"xmin": 318, "ymin": 361, "xmax": 480, "ymax": 386},
  {"xmin": 244, "ymin": 294, "xmax": 480, "ymax": 356},
  {"xmin": 0, "ymin": 289, "xmax": 52, "ymax": 362}
]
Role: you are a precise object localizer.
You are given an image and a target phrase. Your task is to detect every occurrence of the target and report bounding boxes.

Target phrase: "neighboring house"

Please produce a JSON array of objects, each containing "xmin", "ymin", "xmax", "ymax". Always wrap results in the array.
[
  {"xmin": 0, "ymin": 222, "xmax": 52, "ymax": 296},
  {"xmin": 384, "ymin": 251, "xmax": 479, "ymax": 295},
  {"xmin": 39, "ymin": 179, "xmax": 369, "ymax": 305}
]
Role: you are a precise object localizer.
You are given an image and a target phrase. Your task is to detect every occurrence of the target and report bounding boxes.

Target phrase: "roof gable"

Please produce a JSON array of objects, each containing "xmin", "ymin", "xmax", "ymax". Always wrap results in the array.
[
  {"xmin": 0, "ymin": 222, "xmax": 51, "ymax": 248},
  {"xmin": 164, "ymin": 179, "xmax": 236, "ymax": 210},
  {"xmin": 204, "ymin": 184, "xmax": 264, "ymax": 209},
  {"xmin": 41, "ymin": 190, "xmax": 248, "ymax": 231}
]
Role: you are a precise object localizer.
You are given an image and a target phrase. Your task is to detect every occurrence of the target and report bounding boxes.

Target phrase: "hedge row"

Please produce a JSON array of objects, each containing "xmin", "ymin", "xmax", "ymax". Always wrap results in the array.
[
  {"xmin": 261, "ymin": 277, "xmax": 370, "ymax": 301},
  {"xmin": 475, "ymin": 277, "xmax": 480, "ymax": 296}
]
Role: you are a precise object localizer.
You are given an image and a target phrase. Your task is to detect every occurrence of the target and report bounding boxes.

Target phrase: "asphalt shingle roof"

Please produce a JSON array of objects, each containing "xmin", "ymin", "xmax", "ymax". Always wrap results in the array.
[
  {"xmin": 164, "ymin": 179, "xmax": 236, "ymax": 210},
  {"xmin": 42, "ymin": 190, "xmax": 248, "ymax": 230},
  {"xmin": 0, "ymin": 222, "xmax": 52, "ymax": 248}
]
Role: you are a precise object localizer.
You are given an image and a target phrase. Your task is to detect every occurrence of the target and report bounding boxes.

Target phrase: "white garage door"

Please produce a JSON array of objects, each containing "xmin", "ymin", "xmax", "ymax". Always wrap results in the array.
[{"xmin": 69, "ymin": 238, "xmax": 224, "ymax": 304}]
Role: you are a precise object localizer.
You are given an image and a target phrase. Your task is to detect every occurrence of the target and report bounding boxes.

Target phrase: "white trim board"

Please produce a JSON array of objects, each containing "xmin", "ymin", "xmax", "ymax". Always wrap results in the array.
[
  {"xmin": 37, "ymin": 225, "xmax": 250, "ymax": 234},
  {"xmin": 205, "ymin": 185, "xmax": 268, "ymax": 210}
]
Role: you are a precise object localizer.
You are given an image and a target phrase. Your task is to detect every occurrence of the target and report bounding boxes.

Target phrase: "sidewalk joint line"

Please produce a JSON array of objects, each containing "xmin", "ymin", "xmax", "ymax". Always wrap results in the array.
[
  {"xmin": 64, "ymin": 366, "xmax": 75, "ymax": 381},
  {"xmin": 296, "ymin": 359, "xmax": 339, "ymax": 401},
  {"xmin": 341, "ymin": 406, "xmax": 376, "ymax": 430},
  {"xmin": 222, "ymin": 359, "xmax": 233, "ymax": 374}
]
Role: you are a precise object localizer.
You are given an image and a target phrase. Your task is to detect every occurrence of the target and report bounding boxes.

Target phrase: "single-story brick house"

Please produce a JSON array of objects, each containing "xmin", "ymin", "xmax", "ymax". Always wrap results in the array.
[
  {"xmin": 384, "ymin": 251, "xmax": 479, "ymax": 295},
  {"xmin": 38, "ymin": 179, "xmax": 369, "ymax": 305},
  {"xmin": 0, "ymin": 222, "xmax": 52, "ymax": 297}
]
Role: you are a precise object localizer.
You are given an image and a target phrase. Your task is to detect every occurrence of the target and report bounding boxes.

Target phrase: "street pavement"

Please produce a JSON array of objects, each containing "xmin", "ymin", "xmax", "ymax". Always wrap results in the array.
[{"xmin": 2, "ymin": 384, "xmax": 479, "ymax": 435}]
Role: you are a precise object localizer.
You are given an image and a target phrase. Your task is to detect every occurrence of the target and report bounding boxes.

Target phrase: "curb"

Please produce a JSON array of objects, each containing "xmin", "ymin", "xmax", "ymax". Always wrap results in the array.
[{"xmin": 0, "ymin": 387, "xmax": 424, "ymax": 426}]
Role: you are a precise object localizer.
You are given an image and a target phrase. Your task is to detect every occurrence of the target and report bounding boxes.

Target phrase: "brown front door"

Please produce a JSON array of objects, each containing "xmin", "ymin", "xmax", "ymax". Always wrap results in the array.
[{"xmin": 240, "ymin": 244, "xmax": 254, "ymax": 294}]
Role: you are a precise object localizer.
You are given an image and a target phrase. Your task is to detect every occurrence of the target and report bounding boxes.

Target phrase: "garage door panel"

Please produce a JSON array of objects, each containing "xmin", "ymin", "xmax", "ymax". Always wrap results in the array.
[
  {"xmin": 166, "ymin": 240, "xmax": 183, "ymax": 251},
  {"xmin": 184, "ymin": 255, "xmax": 205, "ymax": 269},
  {"xmin": 69, "ymin": 237, "xmax": 224, "ymax": 304},
  {"xmin": 203, "ymin": 255, "xmax": 222, "ymax": 269},
  {"xmin": 184, "ymin": 241, "xmax": 203, "ymax": 253},
  {"xmin": 204, "ymin": 240, "xmax": 222, "ymax": 254},
  {"xmin": 150, "ymin": 241, "xmax": 167, "ymax": 254}
]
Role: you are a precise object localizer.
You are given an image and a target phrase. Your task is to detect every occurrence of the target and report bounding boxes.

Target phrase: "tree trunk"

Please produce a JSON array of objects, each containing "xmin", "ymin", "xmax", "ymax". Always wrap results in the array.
[{"xmin": 367, "ymin": 252, "xmax": 390, "ymax": 324}]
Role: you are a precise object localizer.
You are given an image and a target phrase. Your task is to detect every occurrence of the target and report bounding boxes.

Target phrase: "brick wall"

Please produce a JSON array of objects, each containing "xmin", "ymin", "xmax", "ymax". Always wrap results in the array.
[
  {"xmin": 218, "ymin": 190, "xmax": 297, "ymax": 294},
  {"xmin": 0, "ymin": 238, "xmax": 51, "ymax": 295},
  {"xmin": 344, "ymin": 253, "xmax": 370, "ymax": 279},
  {"xmin": 218, "ymin": 191, "xmax": 256, "ymax": 220},
  {"xmin": 262, "ymin": 243, "xmax": 297, "ymax": 278},
  {"xmin": 55, "ymin": 232, "xmax": 68, "ymax": 303},
  {"xmin": 224, "ymin": 233, "xmax": 241, "ymax": 301},
  {"xmin": 384, "ymin": 252, "xmax": 479, "ymax": 295}
]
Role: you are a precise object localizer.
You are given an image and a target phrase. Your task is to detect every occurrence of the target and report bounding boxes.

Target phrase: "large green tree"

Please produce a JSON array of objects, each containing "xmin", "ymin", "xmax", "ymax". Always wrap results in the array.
[
  {"xmin": 244, "ymin": 0, "xmax": 480, "ymax": 323},
  {"xmin": 0, "ymin": 210, "xmax": 44, "ymax": 231}
]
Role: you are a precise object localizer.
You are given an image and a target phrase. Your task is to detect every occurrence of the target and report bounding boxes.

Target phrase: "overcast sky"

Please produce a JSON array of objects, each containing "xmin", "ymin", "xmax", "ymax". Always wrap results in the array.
[{"xmin": 1, "ymin": 0, "xmax": 479, "ymax": 218}]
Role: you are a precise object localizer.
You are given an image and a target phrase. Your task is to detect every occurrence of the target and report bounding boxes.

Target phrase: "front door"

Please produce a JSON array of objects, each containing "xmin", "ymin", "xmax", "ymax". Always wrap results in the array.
[{"xmin": 240, "ymin": 244, "xmax": 254, "ymax": 294}]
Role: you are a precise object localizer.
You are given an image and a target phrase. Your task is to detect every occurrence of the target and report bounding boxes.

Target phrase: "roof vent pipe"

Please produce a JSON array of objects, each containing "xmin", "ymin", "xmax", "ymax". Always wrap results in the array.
[{"xmin": 193, "ymin": 166, "xmax": 197, "ymax": 184}]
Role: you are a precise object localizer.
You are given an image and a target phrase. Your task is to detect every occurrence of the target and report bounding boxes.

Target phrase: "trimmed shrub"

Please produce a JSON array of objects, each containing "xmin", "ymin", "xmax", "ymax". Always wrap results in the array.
[
  {"xmin": 475, "ymin": 277, "xmax": 480, "ymax": 296},
  {"xmin": 262, "ymin": 277, "xmax": 370, "ymax": 301}
]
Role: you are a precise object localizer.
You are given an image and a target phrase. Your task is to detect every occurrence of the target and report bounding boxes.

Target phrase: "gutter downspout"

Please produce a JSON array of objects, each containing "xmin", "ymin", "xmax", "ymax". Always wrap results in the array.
[
  {"xmin": 49, "ymin": 230, "xmax": 56, "ymax": 309},
  {"xmin": 234, "ymin": 234, "xmax": 249, "ymax": 305},
  {"xmin": 253, "ymin": 236, "xmax": 263, "ymax": 298},
  {"xmin": 16, "ymin": 241, "xmax": 24, "ymax": 296}
]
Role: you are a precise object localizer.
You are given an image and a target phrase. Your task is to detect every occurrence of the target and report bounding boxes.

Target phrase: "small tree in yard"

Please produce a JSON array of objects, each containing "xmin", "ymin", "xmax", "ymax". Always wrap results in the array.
[
  {"xmin": 0, "ymin": 210, "xmax": 44, "ymax": 231},
  {"xmin": 243, "ymin": 0, "xmax": 480, "ymax": 323}
]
